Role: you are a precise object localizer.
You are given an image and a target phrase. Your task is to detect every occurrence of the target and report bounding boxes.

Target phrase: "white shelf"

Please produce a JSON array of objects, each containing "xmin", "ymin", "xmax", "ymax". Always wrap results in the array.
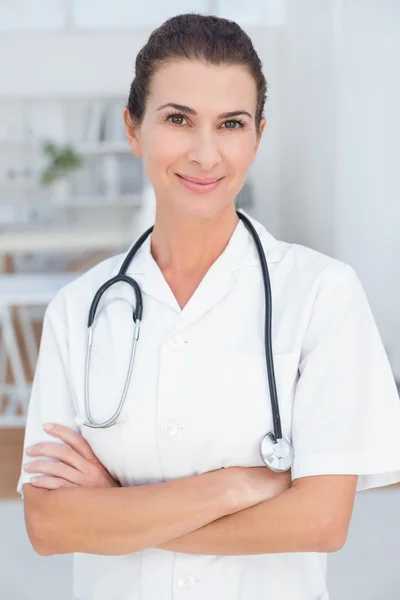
[
  {"xmin": 0, "ymin": 192, "xmax": 141, "ymax": 206},
  {"xmin": 0, "ymin": 183, "xmax": 39, "ymax": 191},
  {"xmin": 0, "ymin": 139, "xmax": 40, "ymax": 146},
  {"xmin": 76, "ymin": 141, "xmax": 131, "ymax": 154},
  {"xmin": 56, "ymin": 193, "xmax": 142, "ymax": 207},
  {"xmin": 0, "ymin": 139, "xmax": 131, "ymax": 153}
]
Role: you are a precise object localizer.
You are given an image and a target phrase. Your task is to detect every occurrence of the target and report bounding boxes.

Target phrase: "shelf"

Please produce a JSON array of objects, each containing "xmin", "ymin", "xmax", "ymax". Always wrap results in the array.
[
  {"xmin": 0, "ymin": 139, "xmax": 39, "ymax": 146},
  {"xmin": 0, "ymin": 192, "xmax": 142, "ymax": 208},
  {"xmin": 76, "ymin": 141, "xmax": 131, "ymax": 154},
  {"xmin": 0, "ymin": 140, "xmax": 131, "ymax": 153},
  {"xmin": 56, "ymin": 193, "xmax": 142, "ymax": 207},
  {"xmin": 0, "ymin": 183, "xmax": 39, "ymax": 191}
]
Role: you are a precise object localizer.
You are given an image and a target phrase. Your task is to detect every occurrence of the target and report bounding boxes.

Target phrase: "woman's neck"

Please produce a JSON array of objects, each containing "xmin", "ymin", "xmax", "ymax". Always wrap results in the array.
[{"xmin": 150, "ymin": 205, "xmax": 239, "ymax": 278}]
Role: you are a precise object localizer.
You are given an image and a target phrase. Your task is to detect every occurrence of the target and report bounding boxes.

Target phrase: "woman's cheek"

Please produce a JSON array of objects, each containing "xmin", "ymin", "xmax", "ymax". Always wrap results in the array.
[{"xmin": 226, "ymin": 135, "xmax": 256, "ymax": 165}]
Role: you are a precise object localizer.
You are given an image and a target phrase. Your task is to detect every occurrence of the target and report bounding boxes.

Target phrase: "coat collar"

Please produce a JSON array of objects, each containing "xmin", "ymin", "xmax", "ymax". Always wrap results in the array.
[
  {"xmin": 120, "ymin": 209, "xmax": 282, "ymax": 276},
  {"xmin": 110, "ymin": 210, "xmax": 286, "ymax": 332}
]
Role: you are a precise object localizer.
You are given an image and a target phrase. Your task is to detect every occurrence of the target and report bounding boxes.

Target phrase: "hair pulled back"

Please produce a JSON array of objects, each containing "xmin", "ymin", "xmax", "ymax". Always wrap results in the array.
[{"xmin": 127, "ymin": 13, "xmax": 267, "ymax": 133}]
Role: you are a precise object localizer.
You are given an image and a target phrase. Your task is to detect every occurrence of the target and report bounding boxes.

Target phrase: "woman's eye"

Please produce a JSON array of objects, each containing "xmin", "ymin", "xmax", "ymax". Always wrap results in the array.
[
  {"xmin": 168, "ymin": 114, "xmax": 186, "ymax": 126},
  {"xmin": 223, "ymin": 120, "xmax": 245, "ymax": 130},
  {"xmin": 166, "ymin": 114, "xmax": 245, "ymax": 129}
]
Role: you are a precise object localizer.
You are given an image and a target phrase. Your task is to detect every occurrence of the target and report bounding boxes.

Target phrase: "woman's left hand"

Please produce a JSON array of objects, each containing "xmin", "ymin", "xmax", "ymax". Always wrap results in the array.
[{"xmin": 23, "ymin": 423, "xmax": 120, "ymax": 490}]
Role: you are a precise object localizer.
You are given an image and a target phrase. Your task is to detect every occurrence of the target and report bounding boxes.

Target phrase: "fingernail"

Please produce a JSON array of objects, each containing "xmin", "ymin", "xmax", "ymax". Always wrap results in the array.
[
  {"xmin": 44, "ymin": 423, "xmax": 54, "ymax": 432},
  {"xmin": 30, "ymin": 477, "xmax": 38, "ymax": 484},
  {"xmin": 25, "ymin": 447, "xmax": 33, "ymax": 455},
  {"xmin": 23, "ymin": 463, "xmax": 31, "ymax": 470}
]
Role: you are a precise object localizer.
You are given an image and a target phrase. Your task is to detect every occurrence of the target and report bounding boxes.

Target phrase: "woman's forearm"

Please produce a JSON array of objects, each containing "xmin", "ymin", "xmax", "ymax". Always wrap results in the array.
[
  {"xmin": 25, "ymin": 468, "xmax": 243, "ymax": 556},
  {"xmin": 156, "ymin": 475, "xmax": 357, "ymax": 555},
  {"xmin": 157, "ymin": 486, "xmax": 318, "ymax": 555}
]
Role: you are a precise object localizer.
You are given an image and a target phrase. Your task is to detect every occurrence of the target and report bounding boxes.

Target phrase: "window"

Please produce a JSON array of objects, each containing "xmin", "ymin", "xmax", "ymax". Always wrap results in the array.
[
  {"xmin": 72, "ymin": 0, "xmax": 207, "ymax": 29},
  {"xmin": 0, "ymin": 0, "xmax": 286, "ymax": 32},
  {"xmin": 217, "ymin": 0, "xmax": 286, "ymax": 26},
  {"xmin": 0, "ymin": 0, "xmax": 66, "ymax": 31}
]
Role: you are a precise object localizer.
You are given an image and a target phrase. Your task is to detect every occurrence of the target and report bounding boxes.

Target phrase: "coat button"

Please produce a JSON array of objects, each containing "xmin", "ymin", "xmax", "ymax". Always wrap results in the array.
[
  {"xmin": 163, "ymin": 422, "xmax": 179, "ymax": 437},
  {"xmin": 167, "ymin": 335, "xmax": 184, "ymax": 350},
  {"xmin": 177, "ymin": 574, "xmax": 196, "ymax": 587}
]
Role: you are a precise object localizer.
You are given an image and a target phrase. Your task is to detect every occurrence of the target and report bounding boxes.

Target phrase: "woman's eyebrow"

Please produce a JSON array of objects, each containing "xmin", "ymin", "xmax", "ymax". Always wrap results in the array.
[{"xmin": 156, "ymin": 103, "xmax": 252, "ymax": 120}]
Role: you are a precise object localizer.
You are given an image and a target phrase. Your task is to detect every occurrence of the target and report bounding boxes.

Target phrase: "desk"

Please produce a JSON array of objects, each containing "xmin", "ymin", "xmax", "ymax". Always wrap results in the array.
[
  {"xmin": 0, "ymin": 223, "xmax": 135, "ymax": 273},
  {"xmin": 0, "ymin": 223, "xmax": 134, "ymax": 256}
]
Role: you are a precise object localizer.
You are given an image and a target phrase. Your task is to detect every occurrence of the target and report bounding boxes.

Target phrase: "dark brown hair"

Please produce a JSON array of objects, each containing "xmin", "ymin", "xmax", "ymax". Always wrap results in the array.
[{"xmin": 127, "ymin": 13, "xmax": 267, "ymax": 134}]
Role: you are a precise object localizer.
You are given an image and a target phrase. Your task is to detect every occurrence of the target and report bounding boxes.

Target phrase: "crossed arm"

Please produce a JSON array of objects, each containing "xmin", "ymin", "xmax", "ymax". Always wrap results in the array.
[
  {"xmin": 22, "ymin": 426, "xmax": 357, "ymax": 557},
  {"xmin": 156, "ymin": 474, "xmax": 357, "ymax": 555}
]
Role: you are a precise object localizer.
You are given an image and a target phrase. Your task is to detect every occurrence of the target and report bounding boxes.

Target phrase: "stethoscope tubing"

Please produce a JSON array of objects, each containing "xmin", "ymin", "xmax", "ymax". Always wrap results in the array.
[
  {"xmin": 237, "ymin": 214, "xmax": 283, "ymax": 440},
  {"xmin": 80, "ymin": 210, "xmax": 294, "ymax": 471}
]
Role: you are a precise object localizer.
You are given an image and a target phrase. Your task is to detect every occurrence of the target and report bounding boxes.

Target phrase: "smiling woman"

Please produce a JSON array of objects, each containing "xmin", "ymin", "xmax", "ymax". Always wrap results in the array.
[
  {"xmin": 17, "ymin": 11, "xmax": 400, "ymax": 600},
  {"xmin": 123, "ymin": 54, "xmax": 265, "ymax": 236}
]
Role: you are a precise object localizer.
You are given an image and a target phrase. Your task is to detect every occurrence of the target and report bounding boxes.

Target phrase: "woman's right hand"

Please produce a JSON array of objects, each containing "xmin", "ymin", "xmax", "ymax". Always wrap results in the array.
[
  {"xmin": 223, "ymin": 465, "xmax": 292, "ymax": 511},
  {"xmin": 23, "ymin": 423, "xmax": 120, "ymax": 490}
]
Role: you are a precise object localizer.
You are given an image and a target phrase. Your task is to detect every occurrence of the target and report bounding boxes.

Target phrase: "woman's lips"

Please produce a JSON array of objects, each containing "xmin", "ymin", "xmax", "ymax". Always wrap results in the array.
[{"xmin": 175, "ymin": 173, "xmax": 223, "ymax": 194}]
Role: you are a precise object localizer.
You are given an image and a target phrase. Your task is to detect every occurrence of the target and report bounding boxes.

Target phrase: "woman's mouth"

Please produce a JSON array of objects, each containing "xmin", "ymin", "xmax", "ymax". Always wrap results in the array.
[{"xmin": 175, "ymin": 173, "xmax": 224, "ymax": 194}]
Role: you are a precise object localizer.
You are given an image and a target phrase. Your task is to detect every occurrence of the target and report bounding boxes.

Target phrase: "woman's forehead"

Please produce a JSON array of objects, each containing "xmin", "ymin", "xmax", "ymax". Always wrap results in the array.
[{"xmin": 148, "ymin": 60, "xmax": 257, "ymax": 115}]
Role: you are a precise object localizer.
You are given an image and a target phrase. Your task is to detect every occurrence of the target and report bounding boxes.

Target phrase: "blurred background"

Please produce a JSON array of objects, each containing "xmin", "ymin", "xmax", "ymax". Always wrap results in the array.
[{"xmin": 0, "ymin": 1, "xmax": 399, "ymax": 598}]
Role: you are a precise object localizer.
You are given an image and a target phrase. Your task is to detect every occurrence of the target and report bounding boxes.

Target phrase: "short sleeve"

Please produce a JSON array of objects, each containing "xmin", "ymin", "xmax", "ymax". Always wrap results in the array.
[
  {"xmin": 291, "ymin": 264, "xmax": 400, "ymax": 491},
  {"xmin": 16, "ymin": 296, "xmax": 79, "ymax": 498}
]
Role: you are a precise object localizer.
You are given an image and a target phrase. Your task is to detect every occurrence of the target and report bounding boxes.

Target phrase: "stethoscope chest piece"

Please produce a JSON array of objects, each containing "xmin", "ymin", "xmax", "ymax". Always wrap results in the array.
[{"xmin": 259, "ymin": 432, "xmax": 294, "ymax": 472}]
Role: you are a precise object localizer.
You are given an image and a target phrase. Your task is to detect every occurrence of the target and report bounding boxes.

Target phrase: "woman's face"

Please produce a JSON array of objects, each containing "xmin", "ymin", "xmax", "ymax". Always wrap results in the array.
[{"xmin": 124, "ymin": 59, "xmax": 266, "ymax": 221}]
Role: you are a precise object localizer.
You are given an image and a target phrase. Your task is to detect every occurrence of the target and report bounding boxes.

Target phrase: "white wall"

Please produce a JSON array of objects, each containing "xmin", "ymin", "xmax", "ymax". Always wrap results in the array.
[
  {"xmin": 0, "ymin": 33, "xmax": 149, "ymax": 97},
  {"xmin": 277, "ymin": 0, "xmax": 400, "ymax": 378},
  {"xmin": 246, "ymin": 28, "xmax": 283, "ymax": 235},
  {"xmin": 334, "ymin": 0, "xmax": 400, "ymax": 378},
  {"xmin": 280, "ymin": 0, "xmax": 337, "ymax": 256}
]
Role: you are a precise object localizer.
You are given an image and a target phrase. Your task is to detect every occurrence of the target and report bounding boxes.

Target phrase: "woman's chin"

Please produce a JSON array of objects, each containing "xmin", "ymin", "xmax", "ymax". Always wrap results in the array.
[
  {"xmin": 174, "ymin": 194, "xmax": 234, "ymax": 219},
  {"xmin": 175, "ymin": 198, "xmax": 231, "ymax": 221}
]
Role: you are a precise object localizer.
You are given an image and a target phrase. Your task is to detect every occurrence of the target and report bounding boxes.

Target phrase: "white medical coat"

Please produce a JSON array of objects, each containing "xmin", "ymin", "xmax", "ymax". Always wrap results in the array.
[{"xmin": 17, "ymin": 210, "xmax": 400, "ymax": 600}]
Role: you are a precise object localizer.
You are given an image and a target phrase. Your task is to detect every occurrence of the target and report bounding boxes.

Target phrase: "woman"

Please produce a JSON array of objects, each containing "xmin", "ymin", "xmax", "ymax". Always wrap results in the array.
[{"xmin": 18, "ymin": 13, "xmax": 400, "ymax": 600}]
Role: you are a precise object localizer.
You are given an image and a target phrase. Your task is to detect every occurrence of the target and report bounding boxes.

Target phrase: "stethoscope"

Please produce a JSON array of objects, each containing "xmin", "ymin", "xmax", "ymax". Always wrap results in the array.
[{"xmin": 80, "ymin": 210, "xmax": 294, "ymax": 472}]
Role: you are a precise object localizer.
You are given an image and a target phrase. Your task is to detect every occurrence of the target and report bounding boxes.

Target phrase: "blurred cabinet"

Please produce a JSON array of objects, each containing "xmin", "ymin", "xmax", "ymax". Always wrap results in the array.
[{"xmin": 0, "ymin": 98, "xmax": 143, "ymax": 225}]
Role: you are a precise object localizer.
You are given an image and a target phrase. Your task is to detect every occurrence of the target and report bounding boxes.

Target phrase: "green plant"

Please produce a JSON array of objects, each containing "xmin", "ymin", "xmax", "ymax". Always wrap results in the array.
[{"xmin": 40, "ymin": 141, "xmax": 84, "ymax": 185}]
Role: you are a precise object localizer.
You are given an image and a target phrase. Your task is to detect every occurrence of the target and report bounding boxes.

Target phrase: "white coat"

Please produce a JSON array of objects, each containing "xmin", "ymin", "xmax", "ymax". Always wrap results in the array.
[{"xmin": 18, "ymin": 210, "xmax": 400, "ymax": 600}]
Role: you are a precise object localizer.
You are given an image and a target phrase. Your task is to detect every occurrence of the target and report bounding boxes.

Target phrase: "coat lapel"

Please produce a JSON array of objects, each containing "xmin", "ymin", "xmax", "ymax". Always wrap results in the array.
[{"xmin": 121, "ymin": 210, "xmax": 283, "ymax": 336}]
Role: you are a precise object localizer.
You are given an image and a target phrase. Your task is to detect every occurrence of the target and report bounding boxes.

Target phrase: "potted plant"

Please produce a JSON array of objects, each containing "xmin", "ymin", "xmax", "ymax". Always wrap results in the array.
[{"xmin": 40, "ymin": 141, "xmax": 84, "ymax": 203}]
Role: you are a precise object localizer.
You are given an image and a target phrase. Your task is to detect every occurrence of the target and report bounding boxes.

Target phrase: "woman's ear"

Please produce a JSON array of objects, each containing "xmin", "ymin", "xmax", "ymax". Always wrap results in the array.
[
  {"xmin": 123, "ymin": 107, "xmax": 142, "ymax": 157},
  {"xmin": 255, "ymin": 117, "xmax": 266, "ymax": 151},
  {"xmin": 250, "ymin": 117, "xmax": 267, "ymax": 163}
]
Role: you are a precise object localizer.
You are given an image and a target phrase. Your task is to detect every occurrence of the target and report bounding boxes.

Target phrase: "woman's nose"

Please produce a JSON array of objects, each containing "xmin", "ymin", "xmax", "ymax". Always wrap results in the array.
[{"xmin": 187, "ymin": 129, "xmax": 222, "ymax": 170}]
